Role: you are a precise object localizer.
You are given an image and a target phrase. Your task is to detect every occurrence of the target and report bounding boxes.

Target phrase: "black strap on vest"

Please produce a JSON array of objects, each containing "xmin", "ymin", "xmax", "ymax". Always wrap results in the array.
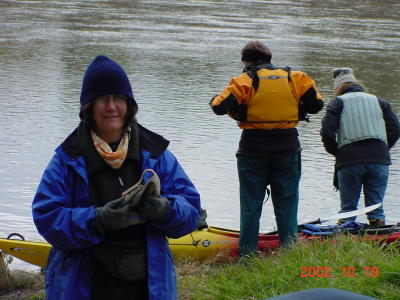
[
  {"xmin": 240, "ymin": 64, "xmax": 311, "ymax": 124},
  {"xmin": 244, "ymin": 64, "xmax": 291, "ymax": 93}
]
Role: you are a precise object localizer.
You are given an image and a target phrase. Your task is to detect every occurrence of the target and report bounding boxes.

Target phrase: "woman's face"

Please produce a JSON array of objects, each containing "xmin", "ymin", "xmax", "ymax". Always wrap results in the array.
[{"xmin": 92, "ymin": 94, "xmax": 128, "ymax": 142}]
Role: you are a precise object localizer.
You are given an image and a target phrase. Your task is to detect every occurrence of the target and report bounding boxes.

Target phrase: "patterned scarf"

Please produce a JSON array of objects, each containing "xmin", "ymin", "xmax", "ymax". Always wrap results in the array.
[{"xmin": 91, "ymin": 130, "xmax": 129, "ymax": 169}]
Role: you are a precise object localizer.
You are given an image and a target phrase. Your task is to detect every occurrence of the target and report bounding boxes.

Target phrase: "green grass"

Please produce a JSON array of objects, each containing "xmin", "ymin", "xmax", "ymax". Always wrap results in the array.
[
  {"xmin": 1, "ymin": 235, "xmax": 399, "ymax": 299},
  {"xmin": 176, "ymin": 235, "xmax": 400, "ymax": 299}
]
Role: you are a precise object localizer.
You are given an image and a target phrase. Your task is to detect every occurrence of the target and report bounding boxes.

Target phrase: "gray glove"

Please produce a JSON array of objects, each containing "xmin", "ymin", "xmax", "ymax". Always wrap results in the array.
[
  {"xmin": 96, "ymin": 197, "xmax": 145, "ymax": 234},
  {"xmin": 120, "ymin": 169, "xmax": 161, "ymax": 208},
  {"xmin": 137, "ymin": 194, "xmax": 170, "ymax": 221},
  {"xmin": 197, "ymin": 208, "xmax": 208, "ymax": 230}
]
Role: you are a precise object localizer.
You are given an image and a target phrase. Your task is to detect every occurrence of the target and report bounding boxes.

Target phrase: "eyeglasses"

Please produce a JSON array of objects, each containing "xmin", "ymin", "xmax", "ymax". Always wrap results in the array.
[{"xmin": 94, "ymin": 94, "xmax": 128, "ymax": 105}]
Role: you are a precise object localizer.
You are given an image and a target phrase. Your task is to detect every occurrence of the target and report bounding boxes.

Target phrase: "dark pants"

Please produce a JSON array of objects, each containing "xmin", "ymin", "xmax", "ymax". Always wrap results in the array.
[
  {"xmin": 237, "ymin": 152, "xmax": 301, "ymax": 256},
  {"xmin": 91, "ymin": 254, "xmax": 148, "ymax": 300}
]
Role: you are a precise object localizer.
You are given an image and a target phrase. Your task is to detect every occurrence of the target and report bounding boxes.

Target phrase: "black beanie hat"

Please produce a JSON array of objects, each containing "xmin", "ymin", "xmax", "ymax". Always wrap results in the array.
[{"xmin": 80, "ymin": 55, "xmax": 136, "ymax": 108}]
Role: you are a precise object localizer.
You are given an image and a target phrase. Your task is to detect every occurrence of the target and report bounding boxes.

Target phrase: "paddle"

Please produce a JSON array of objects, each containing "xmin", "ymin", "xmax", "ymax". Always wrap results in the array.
[{"xmin": 265, "ymin": 203, "xmax": 382, "ymax": 235}]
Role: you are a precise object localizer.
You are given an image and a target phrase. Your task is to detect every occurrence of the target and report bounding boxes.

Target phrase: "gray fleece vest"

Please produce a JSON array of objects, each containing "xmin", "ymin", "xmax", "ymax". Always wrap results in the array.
[{"xmin": 338, "ymin": 92, "xmax": 387, "ymax": 148}]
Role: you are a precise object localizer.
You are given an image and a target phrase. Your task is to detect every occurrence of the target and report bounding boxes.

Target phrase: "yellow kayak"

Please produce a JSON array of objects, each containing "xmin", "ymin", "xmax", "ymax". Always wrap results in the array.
[
  {"xmin": 0, "ymin": 238, "xmax": 50, "ymax": 268},
  {"xmin": 0, "ymin": 226, "xmax": 246, "ymax": 268}
]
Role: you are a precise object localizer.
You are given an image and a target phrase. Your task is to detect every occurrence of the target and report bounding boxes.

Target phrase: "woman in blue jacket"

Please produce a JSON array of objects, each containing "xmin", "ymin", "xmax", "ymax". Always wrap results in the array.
[{"xmin": 32, "ymin": 55, "xmax": 201, "ymax": 300}]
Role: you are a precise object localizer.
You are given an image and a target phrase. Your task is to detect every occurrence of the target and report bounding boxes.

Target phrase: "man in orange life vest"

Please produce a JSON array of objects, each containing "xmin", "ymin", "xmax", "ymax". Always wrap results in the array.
[{"xmin": 210, "ymin": 41, "xmax": 324, "ymax": 256}]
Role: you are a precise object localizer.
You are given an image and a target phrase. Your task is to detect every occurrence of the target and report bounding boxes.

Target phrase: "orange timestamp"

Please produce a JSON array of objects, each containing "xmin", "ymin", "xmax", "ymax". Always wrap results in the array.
[{"xmin": 300, "ymin": 266, "xmax": 379, "ymax": 278}]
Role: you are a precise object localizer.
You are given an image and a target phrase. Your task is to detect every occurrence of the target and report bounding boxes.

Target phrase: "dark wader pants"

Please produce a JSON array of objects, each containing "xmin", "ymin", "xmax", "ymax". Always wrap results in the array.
[{"xmin": 237, "ymin": 152, "xmax": 301, "ymax": 256}]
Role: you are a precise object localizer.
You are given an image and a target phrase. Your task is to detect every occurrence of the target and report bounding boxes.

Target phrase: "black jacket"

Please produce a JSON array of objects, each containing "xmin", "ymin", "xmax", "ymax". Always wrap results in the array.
[{"xmin": 320, "ymin": 85, "xmax": 400, "ymax": 168}]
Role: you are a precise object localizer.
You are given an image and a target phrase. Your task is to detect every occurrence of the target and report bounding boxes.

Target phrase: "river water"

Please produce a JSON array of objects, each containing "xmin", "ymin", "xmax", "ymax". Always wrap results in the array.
[{"xmin": 1, "ymin": 0, "xmax": 399, "ymax": 269}]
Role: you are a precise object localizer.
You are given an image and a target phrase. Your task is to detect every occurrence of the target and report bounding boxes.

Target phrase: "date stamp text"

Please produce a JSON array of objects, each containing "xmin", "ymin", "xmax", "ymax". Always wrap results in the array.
[{"xmin": 300, "ymin": 266, "xmax": 379, "ymax": 278}]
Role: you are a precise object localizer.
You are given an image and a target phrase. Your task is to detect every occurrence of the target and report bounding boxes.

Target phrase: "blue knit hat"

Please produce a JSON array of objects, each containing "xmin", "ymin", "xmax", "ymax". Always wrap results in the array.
[{"xmin": 80, "ymin": 55, "xmax": 136, "ymax": 108}]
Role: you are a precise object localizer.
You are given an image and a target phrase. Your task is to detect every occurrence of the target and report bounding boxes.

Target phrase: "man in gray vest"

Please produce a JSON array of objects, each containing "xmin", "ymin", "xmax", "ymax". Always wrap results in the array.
[{"xmin": 320, "ymin": 67, "xmax": 400, "ymax": 227}]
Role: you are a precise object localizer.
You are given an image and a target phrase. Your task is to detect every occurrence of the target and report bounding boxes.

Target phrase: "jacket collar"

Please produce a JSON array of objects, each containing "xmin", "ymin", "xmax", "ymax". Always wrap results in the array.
[
  {"xmin": 138, "ymin": 123, "xmax": 169, "ymax": 158},
  {"xmin": 243, "ymin": 62, "xmax": 275, "ymax": 73},
  {"xmin": 342, "ymin": 84, "xmax": 365, "ymax": 94}
]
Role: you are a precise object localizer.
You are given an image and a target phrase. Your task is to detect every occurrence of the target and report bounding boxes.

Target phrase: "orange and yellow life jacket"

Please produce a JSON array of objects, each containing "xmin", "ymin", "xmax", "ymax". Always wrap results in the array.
[
  {"xmin": 244, "ymin": 68, "xmax": 298, "ymax": 127},
  {"xmin": 211, "ymin": 65, "xmax": 322, "ymax": 130}
]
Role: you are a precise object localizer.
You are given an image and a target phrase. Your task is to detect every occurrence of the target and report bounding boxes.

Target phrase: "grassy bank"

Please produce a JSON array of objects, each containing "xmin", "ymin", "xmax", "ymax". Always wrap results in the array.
[
  {"xmin": 1, "ymin": 235, "xmax": 399, "ymax": 299},
  {"xmin": 176, "ymin": 235, "xmax": 400, "ymax": 299},
  {"xmin": 0, "ymin": 269, "xmax": 45, "ymax": 300}
]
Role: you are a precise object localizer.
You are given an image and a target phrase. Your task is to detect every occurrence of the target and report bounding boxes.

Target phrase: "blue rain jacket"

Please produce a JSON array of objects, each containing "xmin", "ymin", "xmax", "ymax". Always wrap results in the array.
[{"xmin": 32, "ymin": 136, "xmax": 201, "ymax": 300}]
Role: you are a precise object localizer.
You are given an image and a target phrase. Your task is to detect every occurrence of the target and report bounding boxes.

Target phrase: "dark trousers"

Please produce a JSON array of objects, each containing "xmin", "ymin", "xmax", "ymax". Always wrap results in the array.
[
  {"xmin": 237, "ymin": 152, "xmax": 301, "ymax": 256},
  {"xmin": 91, "ymin": 254, "xmax": 149, "ymax": 300}
]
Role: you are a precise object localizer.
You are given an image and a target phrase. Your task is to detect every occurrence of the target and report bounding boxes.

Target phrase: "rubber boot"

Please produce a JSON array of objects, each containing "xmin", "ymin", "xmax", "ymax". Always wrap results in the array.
[{"xmin": 369, "ymin": 219, "xmax": 385, "ymax": 228}]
